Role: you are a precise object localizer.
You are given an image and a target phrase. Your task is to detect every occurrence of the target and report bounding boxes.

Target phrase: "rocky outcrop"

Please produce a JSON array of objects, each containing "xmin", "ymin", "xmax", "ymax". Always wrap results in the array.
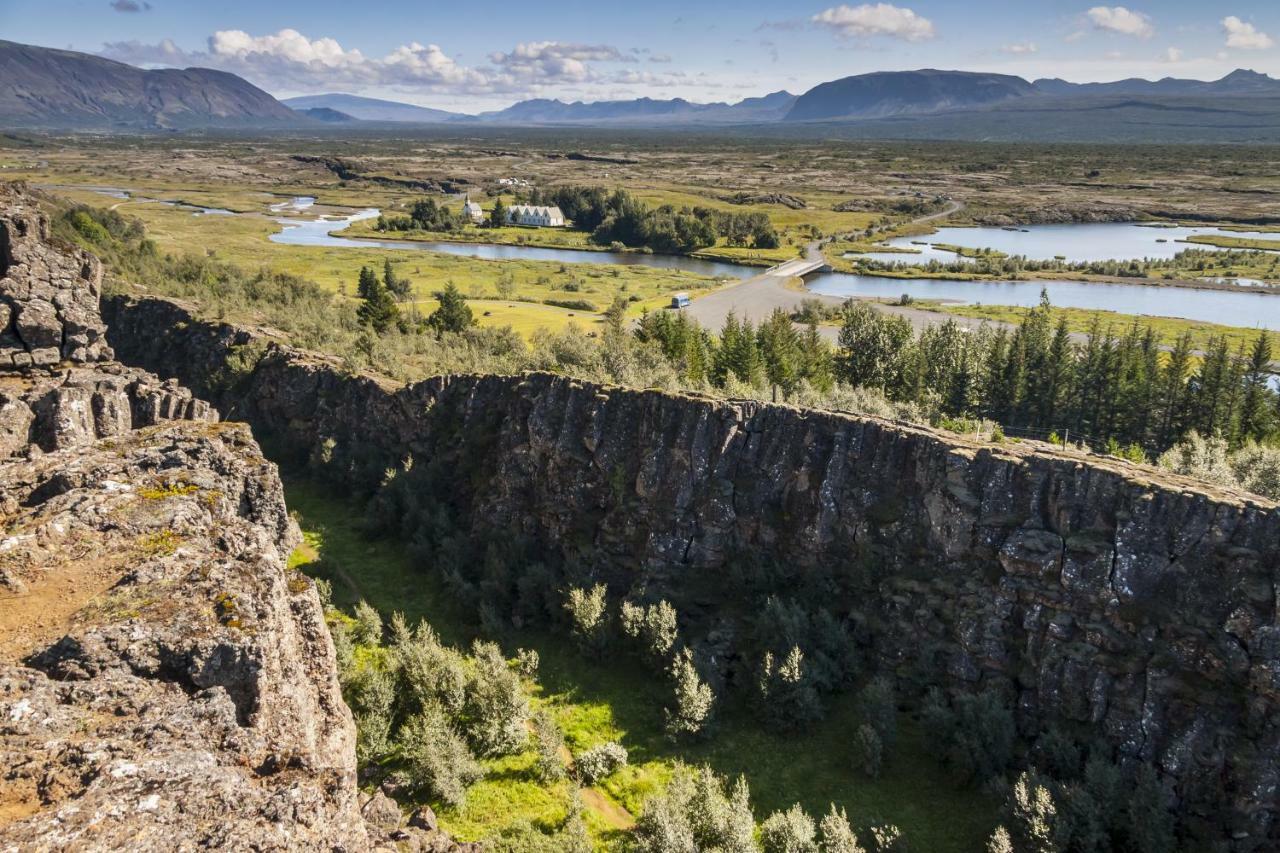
[
  {"xmin": 0, "ymin": 190, "xmax": 112, "ymax": 366},
  {"xmin": 103, "ymin": 291, "xmax": 1280, "ymax": 849},
  {"xmin": 0, "ymin": 187, "xmax": 378, "ymax": 851}
]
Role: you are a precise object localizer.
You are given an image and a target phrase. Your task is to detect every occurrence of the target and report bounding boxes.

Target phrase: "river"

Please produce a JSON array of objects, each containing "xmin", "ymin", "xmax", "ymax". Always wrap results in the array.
[{"xmin": 267, "ymin": 209, "xmax": 1279, "ymax": 329}]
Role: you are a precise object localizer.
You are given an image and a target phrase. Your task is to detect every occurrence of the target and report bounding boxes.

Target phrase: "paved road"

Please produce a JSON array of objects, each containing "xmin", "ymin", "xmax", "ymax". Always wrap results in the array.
[{"xmin": 685, "ymin": 198, "xmax": 983, "ymax": 340}]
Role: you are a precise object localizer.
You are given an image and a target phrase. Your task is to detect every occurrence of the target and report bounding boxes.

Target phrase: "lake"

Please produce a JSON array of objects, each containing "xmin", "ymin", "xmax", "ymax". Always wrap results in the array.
[{"xmin": 853, "ymin": 223, "xmax": 1280, "ymax": 264}]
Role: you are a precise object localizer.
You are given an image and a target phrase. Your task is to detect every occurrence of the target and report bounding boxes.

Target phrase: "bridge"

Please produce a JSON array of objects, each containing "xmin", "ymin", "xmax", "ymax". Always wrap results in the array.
[{"xmin": 764, "ymin": 257, "xmax": 832, "ymax": 278}]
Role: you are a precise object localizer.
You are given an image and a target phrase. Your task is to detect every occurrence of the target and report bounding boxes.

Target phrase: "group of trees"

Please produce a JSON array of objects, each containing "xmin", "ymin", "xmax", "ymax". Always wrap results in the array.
[
  {"xmin": 524, "ymin": 185, "xmax": 781, "ymax": 254},
  {"xmin": 633, "ymin": 765, "xmax": 902, "ymax": 853},
  {"xmin": 375, "ymin": 198, "xmax": 464, "ymax": 233},
  {"xmin": 858, "ymin": 245, "xmax": 1280, "ymax": 282},
  {"xmin": 355, "ymin": 263, "xmax": 475, "ymax": 337},
  {"xmin": 331, "ymin": 601, "xmax": 529, "ymax": 807}
]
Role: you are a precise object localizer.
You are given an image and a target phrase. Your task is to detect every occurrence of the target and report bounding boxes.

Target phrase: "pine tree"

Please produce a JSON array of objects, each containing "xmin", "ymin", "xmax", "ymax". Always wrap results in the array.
[
  {"xmin": 427, "ymin": 282, "xmax": 475, "ymax": 335},
  {"xmin": 488, "ymin": 197, "xmax": 507, "ymax": 228},
  {"xmin": 356, "ymin": 267, "xmax": 400, "ymax": 333},
  {"xmin": 1237, "ymin": 331, "xmax": 1274, "ymax": 444}
]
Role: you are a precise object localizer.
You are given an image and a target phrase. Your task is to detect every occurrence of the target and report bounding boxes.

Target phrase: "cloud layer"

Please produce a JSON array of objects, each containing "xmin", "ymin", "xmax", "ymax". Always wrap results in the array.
[
  {"xmin": 811, "ymin": 3, "xmax": 935, "ymax": 41},
  {"xmin": 100, "ymin": 29, "xmax": 662, "ymax": 96}
]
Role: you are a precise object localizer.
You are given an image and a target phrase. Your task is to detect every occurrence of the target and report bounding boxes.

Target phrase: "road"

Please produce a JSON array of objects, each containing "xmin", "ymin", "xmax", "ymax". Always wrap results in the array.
[{"xmin": 684, "ymin": 198, "xmax": 983, "ymax": 340}]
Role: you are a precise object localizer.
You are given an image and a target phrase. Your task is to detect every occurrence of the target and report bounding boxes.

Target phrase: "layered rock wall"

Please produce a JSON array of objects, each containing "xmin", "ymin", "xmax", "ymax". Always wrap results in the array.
[{"xmin": 104, "ymin": 291, "xmax": 1280, "ymax": 847}]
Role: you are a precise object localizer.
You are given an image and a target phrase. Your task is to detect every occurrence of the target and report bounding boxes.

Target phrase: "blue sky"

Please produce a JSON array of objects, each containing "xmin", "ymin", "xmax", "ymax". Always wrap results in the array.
[{"xmin": 2, "ymin": 1, "xmax": 1278, "ymax": 110}]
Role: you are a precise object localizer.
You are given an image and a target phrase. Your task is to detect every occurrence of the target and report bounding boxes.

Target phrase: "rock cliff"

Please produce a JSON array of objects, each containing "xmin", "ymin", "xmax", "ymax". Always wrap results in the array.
[
  {"xmin": 0, "ymin": 188, "xmax": 373, "ymax": 850},
  {"xmin": 104, "ymin": 290, "xmax": 1280, "ymax": 849}
]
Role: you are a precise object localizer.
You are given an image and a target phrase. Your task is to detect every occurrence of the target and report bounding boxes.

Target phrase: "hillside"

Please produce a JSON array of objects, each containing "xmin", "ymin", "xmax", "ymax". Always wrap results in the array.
[
  {"xmin": 784, "ymin": 69, "xmax": 1036, "ymax": 121},
  {"xmin": 282, "ymin": 92, "xmax": 465, "ymax": 123},
  {"xmin": 477, "ymin": 90, "xmax": 797, "ymax": 124},
  {"xmin": 0, "ymin": 40, "xmax": 300, "ymax": 129}
]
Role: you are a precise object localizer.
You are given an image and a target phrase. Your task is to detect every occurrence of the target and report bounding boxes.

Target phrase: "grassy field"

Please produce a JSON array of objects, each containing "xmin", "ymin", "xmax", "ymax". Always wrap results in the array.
[
  {"xmin": 925, "ymin": 301, "xmax": 1280, "ymax": 353},
  {"xmin": 96, "ymin": 198, "xmax": 728, "ymax": 333},
  {"xmin": 1184, "ymin": 234, "xmax": 1280, "ymax": 252},
  {"xmin": 284, "ymin": 478, "xmax": 999, "ymax": 852}
]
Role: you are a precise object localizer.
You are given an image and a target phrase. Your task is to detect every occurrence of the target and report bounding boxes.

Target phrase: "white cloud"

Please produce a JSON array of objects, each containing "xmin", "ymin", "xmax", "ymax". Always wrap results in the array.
[
  {"xmin": 1087, "ymin": 6, "xmax": 1154, "ymax": 39},
  {"xmin": 1002, "ymin": 42, "xmax": 1038, "ymax": 55},
  {"xmin": 488, "ymin": 42, "xmax": 631, "ymax": 83},
  {"xmin": 101, "ymin": 29, "xmax": 641, "ymax": 96},
  {"xmin": 1162, "ymin": 47, "xmax": 1183, "ymax": 62},
  {"xmin": 811, "ymin": 4, "xmax": 935, "ymax": 41},
  {"xmin": 1221, "ymin": 16, "xmax": 1274, "ymax": 50}
]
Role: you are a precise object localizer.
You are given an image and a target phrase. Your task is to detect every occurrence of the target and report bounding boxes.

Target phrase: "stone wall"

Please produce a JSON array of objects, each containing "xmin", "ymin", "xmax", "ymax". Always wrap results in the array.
[{"xmin": 103, "ymin": 290, "xmax": 1280, "ymax": 848}]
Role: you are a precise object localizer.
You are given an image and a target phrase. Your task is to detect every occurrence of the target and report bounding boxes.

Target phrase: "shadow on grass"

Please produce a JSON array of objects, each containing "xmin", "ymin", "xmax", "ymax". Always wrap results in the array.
[{"xmin": 284, "ymin": 475, "xmax": 997, "ymax": 852}]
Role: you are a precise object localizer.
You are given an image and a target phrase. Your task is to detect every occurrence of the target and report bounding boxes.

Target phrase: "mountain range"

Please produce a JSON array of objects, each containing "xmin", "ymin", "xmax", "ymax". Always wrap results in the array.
[
  {"xmin": 0, "ymin": 40, "xmax": 297, "ymax": 129},
  {"xmin": 2, "ymin": 40, "xmax": 1279, "ymax": 142}
]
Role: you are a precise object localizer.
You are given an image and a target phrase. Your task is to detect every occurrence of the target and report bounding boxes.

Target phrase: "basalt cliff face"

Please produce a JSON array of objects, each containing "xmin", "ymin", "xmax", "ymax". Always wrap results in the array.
[
  {"xmin": 0, "ymin": 189, "xmax": 374, "ymax": 850},
  {"xmin": 104, "ymin": 291, "xmax": 1280, "ymax": 849}
]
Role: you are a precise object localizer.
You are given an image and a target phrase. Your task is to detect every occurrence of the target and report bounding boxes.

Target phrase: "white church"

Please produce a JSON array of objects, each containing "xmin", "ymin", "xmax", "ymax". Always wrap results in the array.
[{"xmin": 506, "ymin": 204, "xmax": 565, "ymax": 228}]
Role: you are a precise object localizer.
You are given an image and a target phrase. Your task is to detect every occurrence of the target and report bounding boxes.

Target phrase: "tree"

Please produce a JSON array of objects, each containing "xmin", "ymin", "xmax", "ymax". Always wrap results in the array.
[
  {"xmin": 758, "ymin": 309, "xmax": 801, "ymax": 396},
  {"xmin": 1125, "ymin": 764, "xmax": 1174, "ymax": 853},
  {"xmin": 427, "ymin": 282, "xmax": 475, "ymax": 335},
  {"xmin": 665, "ymin": 648, "xmax": 715, "ymax": 739},
  {"xmin": 383, "ymin": 257, "xmax": 412, "ymax": 300},
  {"xmin": 836, "ymin": 302, "xmax": 913, "ymax": 395},
  {"xmin": 489, "ymin": 197, "xmax": 508, "ymax": 228},
  {"xmin": 1237, "ymin": 331, "xmax": 1275, "ymax": 444},
  {"xmin": 687, "ymin": 768, "xmax": 756, "ymax": 853},
  {"xmin": 986, "ymin": 827, "xmax": 1014, "ymax": 853},
  {"xmin": 356, "ymin": 265, "xmax": 400, "ymax": 333}
]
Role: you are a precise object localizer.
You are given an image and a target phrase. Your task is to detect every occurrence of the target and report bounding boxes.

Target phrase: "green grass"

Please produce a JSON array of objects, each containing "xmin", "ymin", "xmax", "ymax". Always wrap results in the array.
[
  {"xmin": 925, "ymin": 302, "xmax": 1279, "ymax": 353},
  {"xmin": 284, "ymin": 477, "xmax": 998, "ymax": 852},
  {"xmin": 1184, "ymin": 234, "xmax": 1280, "ymax": 252}
]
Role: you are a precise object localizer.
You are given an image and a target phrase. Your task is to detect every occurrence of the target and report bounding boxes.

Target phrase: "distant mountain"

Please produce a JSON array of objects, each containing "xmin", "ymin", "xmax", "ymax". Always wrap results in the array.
[
  {"xmin": 784, "ymin": 69, "xmax": 1036, "ymax": 121},
  {"xmin": 1032, "ymin": 68, "xmax": 1280, "ymax": 97},
  {"xmin": 477, "ymin": 91, "xmax": 797, "ymax": 125},
  {"xmin": 296, "ymin": 107, "xmax": 357, "ymax": 123},
  {"xmin": 0, "ymin": 40, "xmax": 300, "ymax": 129},
  {"xmin": 282, "ymin": 93, "xmax": 465, "ymax": 123}
]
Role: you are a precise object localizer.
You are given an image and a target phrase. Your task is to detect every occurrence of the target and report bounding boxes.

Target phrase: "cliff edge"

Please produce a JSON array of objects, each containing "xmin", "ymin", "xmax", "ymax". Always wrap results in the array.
[{"xmin": 0, "ymin": 186, "xmax": 369, "ymax": 850}]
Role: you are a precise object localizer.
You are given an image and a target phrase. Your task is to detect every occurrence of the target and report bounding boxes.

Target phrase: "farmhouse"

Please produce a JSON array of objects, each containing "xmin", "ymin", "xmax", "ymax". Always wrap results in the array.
[
  {"xmin": 462, "ymin": 195, "xmax": 485, "ymax": 223},
  {"xmin": 507, "ymin": 204, "xmax": 565, "ymax": 228}
]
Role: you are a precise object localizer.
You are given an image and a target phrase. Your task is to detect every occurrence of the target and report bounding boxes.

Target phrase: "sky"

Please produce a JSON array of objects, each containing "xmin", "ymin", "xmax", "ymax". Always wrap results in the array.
[{"xmin": 2, "ymin": 1, "xmax": 1279, "ymax": 111}]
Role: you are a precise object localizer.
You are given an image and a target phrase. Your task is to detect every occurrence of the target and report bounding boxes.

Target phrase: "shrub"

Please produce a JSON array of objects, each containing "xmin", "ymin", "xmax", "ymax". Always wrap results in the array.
[
  {"xmin": 687, "ymin": 768, "xmax": 756, "ymax": 853},
  {"xmin": 819, "ymin": 805, "xmax": 865, "ymax": 853},
  {"xmin": 565, "ymin": 584, "xmax": 609, "ymax": 652},
  {"xmin": 532, "ymin": 710, "xmax": 566, "ymax": 783},
  {"xmin": 665, "ymin": 648, "xmax": 715, "ymax": 739},
  {"xmin": 869, "ymin": 824, "xmax": 904, "ymax": 852},
  {"xmin": 854, "ymin": 724, "xmax": 883, "ymax": 779},
  {"xmin": 575, "ymin": 741, "xmax": 628, "ymax": 785},
  {"xmin": 397, "ymin": 705, "xmax": 483, "ymax": 807},
  {"xmin": 760, "ymin": 804, "xmax": 818, "ymax": 853},
  {"xmin": 515, "ymin": 647, "xmax": 540, "ymax": 678},
  {"xmin": 621, "ymin": 598, "xmax": 680, "ymax": 665},
  {"xmin": 352, "ymin": 599, "xmax": 383, "ymax": 645},
  {"xmin": 757, "ymin": 646, "xmax": 823, "ymax": 731},
  {"xmin": 986, "ymin": 826, "xmax": 1014, "ymax": 853},
  {"xmin": 633, "ymin": 772, "xmax": 697, "ymax": 853},
  {"xmin": 391, "ymin": 614, "xmax": 467, "ymax": 715},
  {"xmin": 924, "ymin": 688, "xmax": 1015, "ymax": 784},
  {"xmin": 1008, "ymin": 772, "xmax": 1057, "ymax": 853},
  {"xmin": 462, "ymin": 640, "xmax": 529, "ymax": 757},
  {"xmin": 856, "ymin": 677, "xmax": 897, "ymax": 749}
]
